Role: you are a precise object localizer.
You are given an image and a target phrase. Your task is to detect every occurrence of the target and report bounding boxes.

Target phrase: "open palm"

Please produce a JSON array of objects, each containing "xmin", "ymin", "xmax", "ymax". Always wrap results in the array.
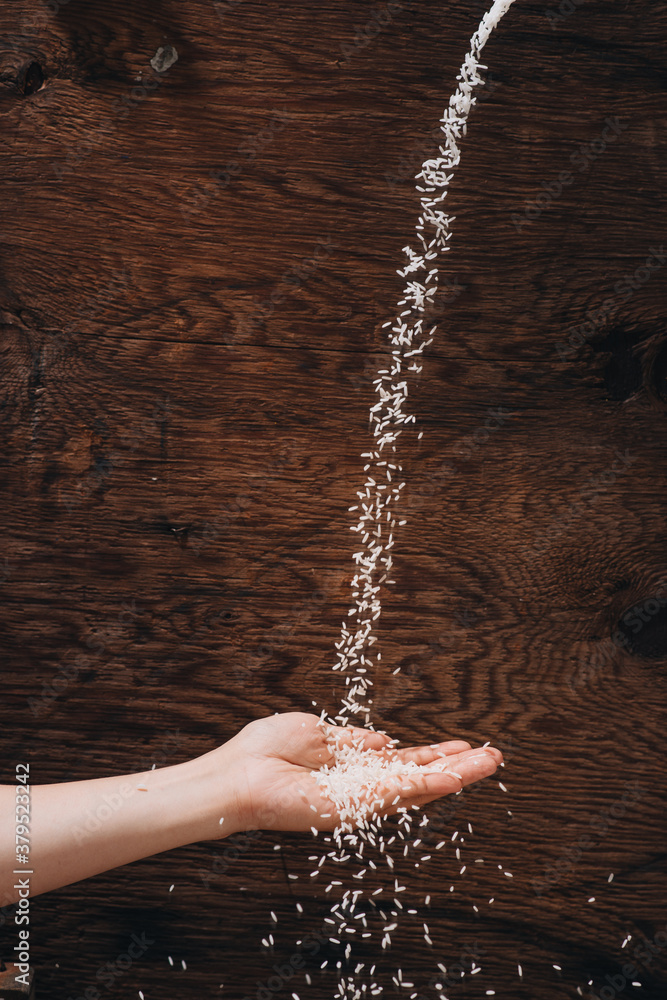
[{"xmin": 220, "ymin": 712, "xmax": 502, "ymax": 834}]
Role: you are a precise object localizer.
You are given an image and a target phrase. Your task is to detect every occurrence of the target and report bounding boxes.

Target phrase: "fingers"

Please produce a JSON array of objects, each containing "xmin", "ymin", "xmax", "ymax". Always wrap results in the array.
[
  {"xmin": 395, "ymin": 747, "xmax": 502, "ymax": 806},
  {"xmin": 343, "ymin": 746, "xmax": 500, "ymax": 822},
  {"xmin": 423, "ymin": 745, "xmax": 503, "ymax": 776},
  {"xmin": 325, "ymin": 732, "xmax": 480, "ymax": 761},
  {"xmin": 431, "ymin": 739, "xmax": 473, "ymax": 755},
  {"xmin": 323, "ymin": 724, "xmax": 392, "ymax": 753},
  {"xmin": 392, "ymin": 741, "xmax": 470, "ymax": 767},
  {"xmin": 476, "ymin": 746, "xmax": 502, "ymax": 766},
  {"xmin": 392, "ymin": 739, "xmax": 502, "ymax": 770},
  {"xmin": 363, "ymin": 746, "xmax": 501, "ymax": 816}
]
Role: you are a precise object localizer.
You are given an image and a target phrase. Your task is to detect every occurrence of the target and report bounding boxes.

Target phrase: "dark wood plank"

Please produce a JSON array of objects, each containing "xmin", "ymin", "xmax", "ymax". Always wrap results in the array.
[{"xmin": 1, "ymin": 1, "xmax": 666, "ymax": 998}]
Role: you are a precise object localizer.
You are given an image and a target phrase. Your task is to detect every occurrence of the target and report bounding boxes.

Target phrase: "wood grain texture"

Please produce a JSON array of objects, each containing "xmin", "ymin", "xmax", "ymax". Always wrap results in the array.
[{"xmin": 1, "ymin": 1, "xmax": 666, "ymax": 998}]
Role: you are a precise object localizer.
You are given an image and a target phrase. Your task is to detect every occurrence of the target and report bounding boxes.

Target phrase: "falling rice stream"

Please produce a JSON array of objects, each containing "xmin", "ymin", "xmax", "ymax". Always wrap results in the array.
[{"xmin": 263, "ymin": 3, "xmax": 519, "ymax": 998}]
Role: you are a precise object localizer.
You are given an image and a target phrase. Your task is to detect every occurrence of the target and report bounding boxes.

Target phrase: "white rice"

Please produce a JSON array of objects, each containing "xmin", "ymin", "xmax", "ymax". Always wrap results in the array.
[{"xmin": 257, "ymin": 1, "xmax": 519, "ymax": 994}]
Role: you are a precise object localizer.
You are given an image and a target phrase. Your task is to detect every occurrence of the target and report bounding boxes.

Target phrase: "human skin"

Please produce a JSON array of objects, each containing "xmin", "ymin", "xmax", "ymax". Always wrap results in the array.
[{"xmin": 0, "ymin": 712, "xmax": 502, "ymax": 902}]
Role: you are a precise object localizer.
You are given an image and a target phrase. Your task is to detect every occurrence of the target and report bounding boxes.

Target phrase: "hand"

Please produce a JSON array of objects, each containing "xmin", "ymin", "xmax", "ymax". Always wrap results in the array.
[
  {"xmin": 1, "ymin": 712, "xmax": 503, "ymax": 901},
  {"xmin": 215, "ymin": 712, "xmax": 503, "ymax": 835}
]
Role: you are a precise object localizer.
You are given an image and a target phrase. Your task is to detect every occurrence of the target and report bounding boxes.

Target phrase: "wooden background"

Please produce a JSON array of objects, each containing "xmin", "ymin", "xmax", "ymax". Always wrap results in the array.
[{"xmin": 1, "ymin": 1, "xmax": 666, "ymax": 998}]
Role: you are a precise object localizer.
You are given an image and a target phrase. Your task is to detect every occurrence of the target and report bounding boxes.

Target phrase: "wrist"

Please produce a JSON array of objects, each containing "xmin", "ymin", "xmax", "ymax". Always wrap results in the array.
[{"xmin": 157, "ymin": 744, "xmax": 245, "ymax": 846}]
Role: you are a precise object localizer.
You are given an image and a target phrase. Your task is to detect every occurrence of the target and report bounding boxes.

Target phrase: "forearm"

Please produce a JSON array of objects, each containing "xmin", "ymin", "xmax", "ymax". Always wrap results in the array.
[
  {"xmin": 0, "ymin": 746, "xmax": 240, "ymax": 902},
  {"xmin": 1, "ymin": 713, "xmax": 503, "ymax": 904}
]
